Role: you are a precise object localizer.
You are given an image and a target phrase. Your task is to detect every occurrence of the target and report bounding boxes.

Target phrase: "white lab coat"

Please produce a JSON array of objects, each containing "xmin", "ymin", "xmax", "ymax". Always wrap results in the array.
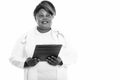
[{"xmin": 9, "ymin": 26, "xmax": 77, "ymax": 80}]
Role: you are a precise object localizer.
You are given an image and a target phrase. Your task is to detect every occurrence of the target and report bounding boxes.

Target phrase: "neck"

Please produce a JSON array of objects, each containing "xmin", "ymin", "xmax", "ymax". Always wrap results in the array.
[{"xmin": 37, "ymin": 26, "xmax": 51, "ymax": 33}]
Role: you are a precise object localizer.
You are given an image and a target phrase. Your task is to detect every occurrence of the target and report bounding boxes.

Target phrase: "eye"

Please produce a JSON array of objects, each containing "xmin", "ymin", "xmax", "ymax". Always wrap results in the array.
[
  {"xmin": 38, "ymin": 14, "xmax": 44, "ymax": 17},
  {"xmin": 46, "ymin": 14, "xmax": 51, "ymax": 17}
]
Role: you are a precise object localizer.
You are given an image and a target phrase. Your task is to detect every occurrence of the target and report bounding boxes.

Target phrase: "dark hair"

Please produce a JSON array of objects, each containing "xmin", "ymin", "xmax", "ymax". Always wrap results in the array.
[{"xmin": 33, "ymin": 0, "xmax": 56, "ymax": 20}]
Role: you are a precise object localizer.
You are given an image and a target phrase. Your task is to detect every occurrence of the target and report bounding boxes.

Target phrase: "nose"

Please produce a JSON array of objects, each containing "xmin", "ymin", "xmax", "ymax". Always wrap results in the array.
[
  {"xmin": 42, "ymin": 18, "xmax": 49, "ymax": 21},
  {"xmin": 43, "ymin": 15, "xmax": 47, "ymax": 18}
]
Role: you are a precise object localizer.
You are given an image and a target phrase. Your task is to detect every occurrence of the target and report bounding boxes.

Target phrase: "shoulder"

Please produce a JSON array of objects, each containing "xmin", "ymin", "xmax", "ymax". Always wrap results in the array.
[
  {"xmin": 16, "ymin": 27, "xmax": 36, "ymax": 44},
  {"xmin": 52, "ymin": 30, "xmax": 67, "ymax": 46},
  {"xmin": 17, "ymin": 33, "xmax": 28, "ymax": 44},
  {"xmin": 52, "ymin": 30, "xmax": 65, "ymax": 39}
]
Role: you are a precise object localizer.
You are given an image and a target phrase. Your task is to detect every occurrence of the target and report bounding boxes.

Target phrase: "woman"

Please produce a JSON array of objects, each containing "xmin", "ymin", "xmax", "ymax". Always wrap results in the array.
[{"xmin": 9, "ymin": 0, "xmax": 76, "ymax": 80}]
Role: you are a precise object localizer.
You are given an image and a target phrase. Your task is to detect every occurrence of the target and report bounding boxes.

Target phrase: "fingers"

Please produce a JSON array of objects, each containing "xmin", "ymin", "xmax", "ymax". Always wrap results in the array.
[
  {"xmin": 51, "ymin": 56, "xmax": 57, "ymax": 60},
  {"xmin": 46, "ymin": 58, "xmax": 56, "ymax": 66},
  {"xmin": 49, "ymin": 56, "xmax": 61, "ymax": 63},
  {"xmin": 37, "ymin": 59, "xmax": 41, "ymax": 61},
  {"xmin": 46, "ymin": 58, "xmax": 52, "ymax": 64},
  {"xmin": 46, "ymin": 56, "xmax": 59, "ymax": 66},
  {"xmin": 33, "ymin": 58, "xmax": 41, "ymax": 62},
  {"xmin": 26, "ymin": 57, "xmax": 32, "ymax": 62},
  {"xmin": 47, "ymin": 56, "xmax": 57, "ymax": 63},
  {"xmin": 57, "ymin": 57, "xmax": 62, "ymax": 62}
]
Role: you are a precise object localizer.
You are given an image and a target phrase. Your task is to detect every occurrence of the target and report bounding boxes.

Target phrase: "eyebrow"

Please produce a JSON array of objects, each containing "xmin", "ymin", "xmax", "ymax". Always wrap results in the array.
[{"xmin": 38, "ymin": 11, "xmax": 51, "ymax": 15}]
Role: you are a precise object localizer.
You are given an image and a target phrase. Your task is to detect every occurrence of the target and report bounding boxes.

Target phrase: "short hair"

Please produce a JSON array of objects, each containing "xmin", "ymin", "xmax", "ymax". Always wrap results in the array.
[{"xmin": 33, "ymin": 0, "xmax": 56, "ymax": 20}]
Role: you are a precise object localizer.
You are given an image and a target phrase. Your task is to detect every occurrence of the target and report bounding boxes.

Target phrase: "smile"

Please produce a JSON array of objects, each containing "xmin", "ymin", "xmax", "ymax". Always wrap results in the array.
[{"xmin": 41, "ymin": 21, "xmax": 49, "ymax": 24}]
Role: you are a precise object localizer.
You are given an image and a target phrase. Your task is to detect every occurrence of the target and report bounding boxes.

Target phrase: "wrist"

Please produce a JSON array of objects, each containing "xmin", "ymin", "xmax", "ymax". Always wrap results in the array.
[
  {"xmin": 58, "ymin": 61, "xmax": 63, "ymax": 66},
  {"xmin": 24, "ymin": 61, "xmax": 29, "ymax": 68}
]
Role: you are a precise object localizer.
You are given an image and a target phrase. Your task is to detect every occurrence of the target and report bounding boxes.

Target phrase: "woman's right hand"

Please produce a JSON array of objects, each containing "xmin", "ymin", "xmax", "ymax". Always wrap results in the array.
[{"xmin": 24, "ymin": 57, "xmax": 40, "ymax": 68}]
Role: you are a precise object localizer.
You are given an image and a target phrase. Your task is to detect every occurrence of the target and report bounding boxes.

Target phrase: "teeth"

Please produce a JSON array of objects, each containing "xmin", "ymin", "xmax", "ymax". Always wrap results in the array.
[{"xmin": 42, "ymin": 21, "xmax": 48, "ymax": 24}]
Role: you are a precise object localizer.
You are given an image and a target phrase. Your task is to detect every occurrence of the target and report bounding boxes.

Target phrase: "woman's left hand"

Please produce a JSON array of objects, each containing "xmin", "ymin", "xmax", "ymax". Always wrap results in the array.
[{"xmin": 46, "ymin": 56, "xmax": 63, "ymax": 66}]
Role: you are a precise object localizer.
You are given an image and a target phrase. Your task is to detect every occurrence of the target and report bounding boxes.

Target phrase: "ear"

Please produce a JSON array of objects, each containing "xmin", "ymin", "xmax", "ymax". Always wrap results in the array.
[
  {"xmin": 35, "ymin": 15, "xmax": 39, "ymax": 22},
  {"xmin": 35, "ymin": 17, "xmax": 39, "ymax": 25},
  {"xmin": 51, "ymin": 15, "xmax": 54, "ymax": 20},
  {"xmin": 35, "ymin": 15, "xmax": 37, "ymax": 21}
]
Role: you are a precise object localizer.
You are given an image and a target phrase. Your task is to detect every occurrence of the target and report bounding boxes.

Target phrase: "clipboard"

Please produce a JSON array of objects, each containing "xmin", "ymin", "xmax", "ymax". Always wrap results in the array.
[{"xmin": 32, "ymin": 44, "xmax": 62, "ymax": 61}]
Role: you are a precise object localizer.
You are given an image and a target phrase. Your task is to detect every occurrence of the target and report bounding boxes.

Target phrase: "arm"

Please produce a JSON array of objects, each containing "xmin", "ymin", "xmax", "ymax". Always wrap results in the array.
[{"xmin": 9, "ymin": 34, "xmax": 27, "ymax": 68}]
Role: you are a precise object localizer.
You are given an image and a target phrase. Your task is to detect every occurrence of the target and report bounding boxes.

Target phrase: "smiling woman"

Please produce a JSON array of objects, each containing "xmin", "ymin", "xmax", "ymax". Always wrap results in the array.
[
  {"xmin": 34, "ymin": 0, "xmax": 56, "ymax": 33},
  {"xmin": 9, "ymin": 0, "xmax": 77, "ymax": 80},
  {"xmin": 35, "ymin": 9, "xmax": 53, "ymax": 31}
]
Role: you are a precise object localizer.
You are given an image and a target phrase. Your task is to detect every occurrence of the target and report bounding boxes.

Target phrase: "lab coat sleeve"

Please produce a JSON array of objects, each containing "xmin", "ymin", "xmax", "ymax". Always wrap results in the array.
[
  {"xmin": 9, "ymin": 34, "xmax": 27, "ymax": 68},
  {"xmin": 58, "ymin": 33, "xmax": 77, "ymax": 66}
]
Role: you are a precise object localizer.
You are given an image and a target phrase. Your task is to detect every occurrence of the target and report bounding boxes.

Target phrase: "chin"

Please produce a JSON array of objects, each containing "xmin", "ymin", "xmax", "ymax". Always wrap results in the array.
[
  {"xmin": 44, "ymin": 27, "xmax": 50, "ymax": 29},
  {"xmin": 39, "ymin": 24, "xmax": 51, "ymax": 29},
  {"xmin": 38, "ymin": 26, "xmax": 50, "ymax": 30}
]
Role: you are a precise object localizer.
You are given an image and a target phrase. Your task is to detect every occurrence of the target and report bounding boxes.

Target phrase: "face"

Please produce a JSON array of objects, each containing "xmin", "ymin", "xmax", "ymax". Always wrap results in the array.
[{"xmin": 35, "ymin": 9, "xmax": 54, "ymax": 29}]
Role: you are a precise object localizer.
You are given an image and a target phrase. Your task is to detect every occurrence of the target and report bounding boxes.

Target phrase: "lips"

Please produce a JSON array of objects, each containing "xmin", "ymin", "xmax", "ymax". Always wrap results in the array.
[{"xmin": 41, "ymin": 21, "xmax": 49, "ymax": 24}]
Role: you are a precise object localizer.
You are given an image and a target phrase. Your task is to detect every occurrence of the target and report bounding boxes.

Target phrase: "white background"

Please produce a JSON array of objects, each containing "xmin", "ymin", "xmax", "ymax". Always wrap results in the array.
[{"xmin": 0, "ymin": 0, "xmax": 120, "ymax": 80}]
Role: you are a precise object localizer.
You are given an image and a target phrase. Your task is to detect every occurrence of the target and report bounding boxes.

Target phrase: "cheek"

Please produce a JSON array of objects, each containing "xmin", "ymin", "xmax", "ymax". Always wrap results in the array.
[
  {"xmin": 36, "ymin": 16, "xmax": 42, "ymax": 21},
  {"xmin": 48, "ymin": 18, "xmax": 53, "ymax": 22},
  {"xmin": 36, "ymin": 19, "xmax": 42, "ymax": 24}
]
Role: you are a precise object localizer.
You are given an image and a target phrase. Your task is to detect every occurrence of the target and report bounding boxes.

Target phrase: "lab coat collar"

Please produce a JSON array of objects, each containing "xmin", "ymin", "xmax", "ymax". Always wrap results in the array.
[{"xmin": 34, "ymin": 26, "xmax": 52, "ymax": 35}]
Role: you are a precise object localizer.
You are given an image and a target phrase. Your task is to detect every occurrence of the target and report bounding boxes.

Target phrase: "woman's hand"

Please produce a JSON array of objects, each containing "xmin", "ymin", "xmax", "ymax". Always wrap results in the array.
[
  {"xmin": 24, "ymin": 57, "xmax": 40, "ymax": 68},
  {"xmin": 46, "ymin": 56, "xmax": 63, "ymax": 66}
]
